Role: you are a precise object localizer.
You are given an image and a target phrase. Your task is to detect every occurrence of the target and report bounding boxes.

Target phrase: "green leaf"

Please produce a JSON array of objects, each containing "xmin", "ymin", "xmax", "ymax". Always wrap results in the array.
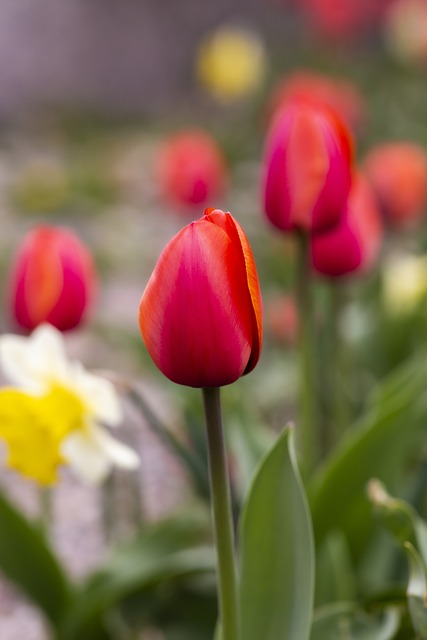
[
  {"xmin": 405, "ymin": 542, "xmax": 427, "ymax": 639},
  {"xmin": 315, "ymin": 530, "xmax": 357, "ymax": 606},
  {"xmin": 0, "ymin": 489, "xmax": 72, "ymax": 627},
  {"xmin": 309, "ymin": 353, "xmax": 427, "ymax": 557},
  {"xmin": 368, "ymin": 479, "xmax": 427, "ymax": 565},
  {"xmin": 310, "ymin": 602, "xmax": 400, "ymax": 640},
  {"xmin": 60, "ymin": 513, "xmax": 215, "ymax": 640},
  {"xmin": 239, "ymin": 425, "xmax": 315, "ymax": 640}
]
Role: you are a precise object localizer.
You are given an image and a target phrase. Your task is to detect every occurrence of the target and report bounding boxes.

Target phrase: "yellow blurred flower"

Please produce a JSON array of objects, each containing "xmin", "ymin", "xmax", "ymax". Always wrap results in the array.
[
  {"xmin": 196, "ymin": 25, "xmax": 266, "ymax": 102},
  {"xmin": 382, "ymin": 253, "xmax": 427, "ymax": 314},
  {"xmin": 0, "ymin": 324, "xmax": 139, "ymax": 485}
]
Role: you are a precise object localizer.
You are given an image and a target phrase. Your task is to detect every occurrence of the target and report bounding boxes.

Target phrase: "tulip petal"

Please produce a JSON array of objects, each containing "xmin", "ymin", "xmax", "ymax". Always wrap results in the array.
[
  {"xmin": 205, "ymin": 210, "xmax": 263, "ymax": 373},
  {"xmin": 139, "ymin": 218, "xmax": 255, "ymax": 387}
]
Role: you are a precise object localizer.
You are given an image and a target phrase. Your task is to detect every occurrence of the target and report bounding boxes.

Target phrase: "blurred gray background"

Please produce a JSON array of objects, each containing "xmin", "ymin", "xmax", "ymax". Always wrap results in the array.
[{"xmin": 0, "ymin": 0, "xmax": 291, "ymax": 117}]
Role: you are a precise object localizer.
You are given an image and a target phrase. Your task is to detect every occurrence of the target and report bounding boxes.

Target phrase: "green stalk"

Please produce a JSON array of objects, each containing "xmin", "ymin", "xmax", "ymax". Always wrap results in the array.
[
  {"xmin": 329, "ymin": 282, "xmax": 349, "ymax": 443},
  {"xmin": 295, "ymin": 232, "xmax": 318, "ymax": 475},
  {"xmin": 202, "ymin": 387, "xmax": 240, "ymax": 640},
  {"xmin": 39, "ymin": 486, "xmax": 53, "ymax": 538}
]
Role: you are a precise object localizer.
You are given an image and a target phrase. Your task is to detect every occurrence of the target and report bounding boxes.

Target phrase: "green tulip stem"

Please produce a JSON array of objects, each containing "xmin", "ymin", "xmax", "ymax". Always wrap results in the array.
[
  {"xmin": 330, "ymin": 281, "xmax": 349, "ymax": 442},
  {"xmin": 295, "ymin": 231, "xmax": 318, "ymax": 476},
  {"xmin": 202, "ymin": 387, "xmax": 240, "ymax": 640}
]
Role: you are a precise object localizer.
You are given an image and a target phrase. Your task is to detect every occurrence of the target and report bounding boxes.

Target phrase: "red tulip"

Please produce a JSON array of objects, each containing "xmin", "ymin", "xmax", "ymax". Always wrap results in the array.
[
  {"xmin": 139, "ymin": 208, "xmax": 263, "ymax": 388},
  {"xmin": 266, "ymin": 70, "xmax": 367, "ymax": 132},
  {"xmin": 311, "ymin": 172, "xmax": 383, "ymax": 277},
  {"xmin": 8, "ymin": 226, "xmax": 97, "ymax": 332},
  {"xmin": 265, "ymin": 293, "xmax": 298, "ymax": 346},
  {"xmin": 364, "ymin": 142, "xmax": 427, "ymax": 228},
  {"xmin": 262, "ymin": 99, "xmax": 353, "ymax": 234},
  {"xmin": 296, "ymin": 0, "xmax": 391, "ymax": 41},
  {"xmin": 155, "ymin": 130, "xmax": 228, "ymax": 210}
]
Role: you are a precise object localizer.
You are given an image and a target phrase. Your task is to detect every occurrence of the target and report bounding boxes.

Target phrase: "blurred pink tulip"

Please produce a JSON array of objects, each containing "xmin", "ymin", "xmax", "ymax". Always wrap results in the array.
[
  {"xmin": 139, "ymin": 208, "xmax": 263, "ymax": 388},
  {"xmin": 265, "ymin": 293, "xmax": 298, "ymax": 346},
  {"xmin": 311, "ymin": 172, "xmax": 383, "ymax": 277},
  {"xmin": 296, "ymin": 0, "xmax": 391, "ymax": 41},
  {"xmin": 262, "ymin": 99, "xmax": 353, "ymax": 233},
  {"xmin": 364, "ymin": 142, "xmax": 427, "ymax": 228},
  {"xmin": 8, "ymin": 226, "xmax": 97, "ymax": 332},
  {"xmin": 266, "ymin": 70, "xmax": 367, "ymax": 132},
  {"xmin": 155, "ymin": 130, "xmax": 228, "ymax": 210}
]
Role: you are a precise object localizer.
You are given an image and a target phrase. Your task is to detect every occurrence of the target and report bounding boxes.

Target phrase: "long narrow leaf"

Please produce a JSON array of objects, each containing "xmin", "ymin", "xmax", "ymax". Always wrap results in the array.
[
  {"xmin": 0, "ymin": 489, "xmax": 72, "ymax": 626},
  {"xmin": 239, "ymin": 425, "xmax": 315, "ymax": 640}
]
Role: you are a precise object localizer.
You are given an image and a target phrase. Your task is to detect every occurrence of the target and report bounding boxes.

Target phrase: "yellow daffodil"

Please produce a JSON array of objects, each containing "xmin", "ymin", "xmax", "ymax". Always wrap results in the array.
[
  {"xmin": 196, "ymin": 25, "xmax": 266, "ymax": 102},
  {"xmin": 0, "ymin": 324, "xmax": 139, "ymax": 485}
]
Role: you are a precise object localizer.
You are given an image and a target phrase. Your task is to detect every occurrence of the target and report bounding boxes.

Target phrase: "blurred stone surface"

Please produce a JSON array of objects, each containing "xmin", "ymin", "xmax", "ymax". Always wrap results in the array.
[{"xmin": 0, "ymin": 0, "xmax": 291, "ymax": 118}]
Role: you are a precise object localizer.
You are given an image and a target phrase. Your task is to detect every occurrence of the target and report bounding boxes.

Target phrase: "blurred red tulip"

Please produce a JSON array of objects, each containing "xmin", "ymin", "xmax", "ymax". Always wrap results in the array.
[
  {"xmin": 155, "ymin": 130, "xmax": 228, "ymax": 210},
  {"xmin": 8, "ymin": 226, "xmax": 97, "ymax": 332},
  {"xmin": 139, "ymin": 208, "xmax": 263, "ymax": 388},
  {"xmin": 266, "ymin": 293, "xmax": 298, "ymax": 346},
  {"xmin": 311, "ymin": 172, "xmax": 383, "ymax": 277},
  {"xmin": 364, "ymin": 142, "xmax": 427, "ymax": 228},
  {"xmin": 296, "ymin": 0, "xmax": 391, "ymax": 41},
  {"xmin": 266, "ymin": 70, "xmax": 367, "ymax": 132},
  {"xmin": 262, "ymin": 99, "xmax": 353, "ymax": 233}
]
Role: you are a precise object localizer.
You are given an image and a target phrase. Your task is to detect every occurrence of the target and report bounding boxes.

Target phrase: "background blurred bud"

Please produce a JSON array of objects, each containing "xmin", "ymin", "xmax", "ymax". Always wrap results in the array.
[
  {"xmin": 139, "ymin": 208, "xmax": 263, "ymax": 388},
  {"xmin": 364, "ymin": 142, "xmax": 427, "ymax": 228},
  {"xmin": 8, "ymin": 225, "xmax": 97, "ymax": 332},
  {"xmin": 311, "ymin": 172, "xmax": 383, "ymax": 278},
  {"xmin": 262, "ymin": 99, "xmax": 353, "ymax": 233},
  {"xmin": 384, "ymin": 0, "xmax": 427, "ymax": 65},
  {"xmin": 155, "ymin": 129, "xmax": 228, "ymax": 210},
  {"xmin": 296, "ymin": 0, "xmax": 390, "ymax": 42},
  {"xmin": 382, "ymin": 252, "xmax": 427, "ymax": 315},
  {"xmin": 195, "ymin": 25, "xmax": 267, "ymax": 102},
  {"xmin": 266, "ymin": 70, "xmax": 367, "ymax": 132},
  {"xmin": 265, "ymin": 293, "xmax": 298, "ymax": 346}
]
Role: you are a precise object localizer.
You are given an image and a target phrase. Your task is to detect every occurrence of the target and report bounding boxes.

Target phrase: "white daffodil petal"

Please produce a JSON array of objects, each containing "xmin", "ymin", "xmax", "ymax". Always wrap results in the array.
[
  {"xmin": 89, "ymin": 422, "xmax": 140, "ymax": 470},
  {"xmin": 71, "ymin": 365, "xmax": 122, "ymax": 426},
  {"xmin": 61, "ymin": 431, "xmax": 112, "ymax": 484},
  {"xmin": 0, "ymin": 324, "xmax": 69, "ymax": 392}
]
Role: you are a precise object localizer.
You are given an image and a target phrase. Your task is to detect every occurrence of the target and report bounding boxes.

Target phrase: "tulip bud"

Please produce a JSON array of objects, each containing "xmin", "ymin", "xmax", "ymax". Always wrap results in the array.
[
  {"xmin": 311, "ymin": 172, "xmax": 383, "ymax": 278},
  {"xmin": 8, "ymin": 225, "xmax": 97, "ymax": 332},
  {"xmin": 155, "ymin": 130, "xmax": 228, "ymax": 210},
  {"xmin": 265, "ymin": 293, "xmax": 298, "ymax": 346},
  {"xmin": 364, "ymin": 142, "xmax": 427, "ymax": 228},
  {"xmin": 266, "ymin": 70, "xmax": 367, "ymax": 133},
  {"xmin": 296, "ymin": 0, "xmax": 389, "ymax": 42},
  {"xmin": 262, "ymin": 99, "xmax": 353, "ymax": 234},
  {"xmin": 139, "ymin": 208, "xmax": 263, "ymax": 388}
]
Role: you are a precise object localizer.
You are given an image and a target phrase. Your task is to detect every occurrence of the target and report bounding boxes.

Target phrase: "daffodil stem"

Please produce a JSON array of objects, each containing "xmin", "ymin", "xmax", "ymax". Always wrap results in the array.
[
  {"xmin": 295, "ymin": 232, "xmax": 318, "ymax": 476},
  {"xmin": 202, "ymin": 387, "xmax": 240, "ymax": 640},
  {"xmin": 39, "ymin": 486, "xmax": 52, "ymax": 538}
]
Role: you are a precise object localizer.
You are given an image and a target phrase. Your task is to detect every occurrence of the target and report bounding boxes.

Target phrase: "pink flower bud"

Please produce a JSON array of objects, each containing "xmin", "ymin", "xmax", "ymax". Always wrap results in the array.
[
  {"xmin": 266, "ymin": 70, "xmax": 367, "ymax": 132},
  {"xmin": 139, "ymin": 208, "xmax": 263, "ymax": 388},
  {"xmin": 296, "ymin": 0, "xmax": 390, "ymax": 42},
  {"xmin": 155, "ymin": 130, "xmax": 228, "ymax": 210},
  {"xmin": 8, "ymin": 226, "xmax": 97, "ymax": 332},
  {"xmin": 364, "ymin": 142, "xmax": 427, "ymax": 228},
  {"xmin": 311, "ymin": 172, "xmax": 383, "ymax": 278},
  {"xmin": 262, "ymin": 99, "xmax": 353, "ymax": 234}
]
